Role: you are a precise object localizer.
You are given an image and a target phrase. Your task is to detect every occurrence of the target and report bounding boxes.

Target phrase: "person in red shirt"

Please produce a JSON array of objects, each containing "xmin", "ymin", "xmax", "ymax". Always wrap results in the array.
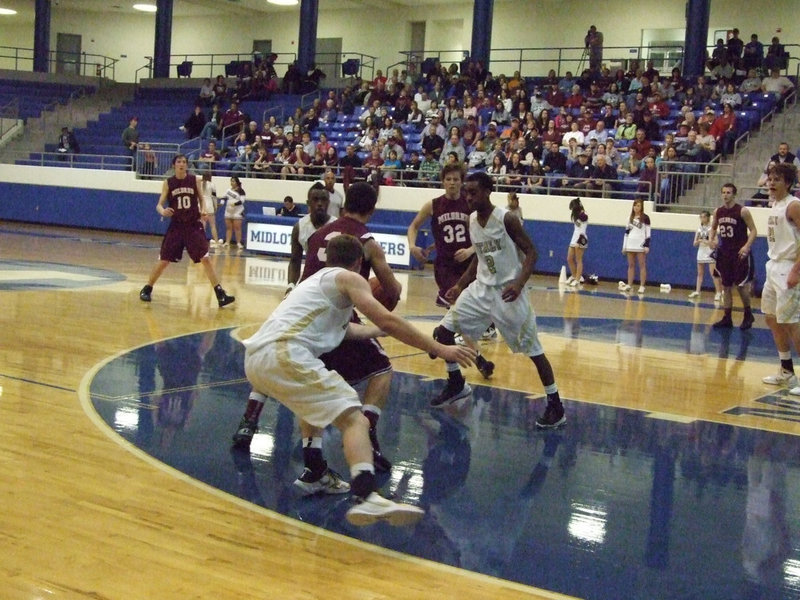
[{"xmin": 709, "ymin": 103, "xmax": 737, "ymax": 158}]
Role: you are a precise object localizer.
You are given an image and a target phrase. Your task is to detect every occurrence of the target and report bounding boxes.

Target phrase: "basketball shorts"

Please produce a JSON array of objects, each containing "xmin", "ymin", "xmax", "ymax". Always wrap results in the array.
[
  {"xmin": 441, "ymin": 279, "xmax": 544, "ymax": 356},
  {"xmin": 244, "ymin": 340, "xmax": 361, "ymax": 429},
  {"xmin": 434, "ymin": 256, "xmax": 470, "ymax": 300},
  {"xmin": 762, "ymin": 259, "xmax": 800, "ymax": 323},
  {"xmin": 160, "ymin": 221, "xmax": 209, "ymax": 263},
  {"xmin": 715, "ymin": 251, "xmax": 754, "ymax": 288},
  {"xmin": 320, "ymin": 338, "xmax": 392, "ymax": 385}
]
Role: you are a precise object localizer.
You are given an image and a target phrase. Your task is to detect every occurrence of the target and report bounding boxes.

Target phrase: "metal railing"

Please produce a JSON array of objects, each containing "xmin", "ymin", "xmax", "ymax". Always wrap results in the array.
[
  {"xmin": 0, "ymin": 97, "xmax": 20, "ymax": 139},
  {"xmin": 0, "ymin": 46, "xmax": 118, "ymax": 78},
  {"xmin": 4, "ymin": 149, "xmax": 132, "ymax": 170},
  {"xmin": 314, "ymin": 51, "xmax": 377, "ymax": 85},
  {"xmin": 653, "ymin": 158, "xmax": 731, "ymax": 211}
]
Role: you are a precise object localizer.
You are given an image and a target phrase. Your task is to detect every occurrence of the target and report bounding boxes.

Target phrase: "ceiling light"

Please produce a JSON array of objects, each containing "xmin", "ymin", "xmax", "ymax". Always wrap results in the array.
[
  {"xmin": 267, "ymin": 0, "xmax": 299, "ymax": 5},
  {"xmin": 132, "ymin": 3, "xmax": 157, "ymax": 12},
  {"xmin": 0, "ymin": 8, "xmax": 18, "ymax": 15}
]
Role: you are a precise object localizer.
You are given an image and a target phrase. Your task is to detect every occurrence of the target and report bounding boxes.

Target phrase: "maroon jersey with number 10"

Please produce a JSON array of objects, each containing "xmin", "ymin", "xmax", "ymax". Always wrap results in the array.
[{"xmin": 166, "ymin": 174, "xmax": 201, "ymax": 224}]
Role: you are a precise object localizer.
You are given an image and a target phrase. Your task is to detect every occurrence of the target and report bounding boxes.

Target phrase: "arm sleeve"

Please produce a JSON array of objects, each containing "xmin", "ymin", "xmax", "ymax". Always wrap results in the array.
[{"xmin": 643, "ymin": 215, "xmax": 652, "ymax": 248}]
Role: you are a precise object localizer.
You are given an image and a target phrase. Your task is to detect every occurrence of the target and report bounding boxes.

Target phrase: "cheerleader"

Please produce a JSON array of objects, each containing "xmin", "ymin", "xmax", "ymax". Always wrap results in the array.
[
  {"xmin": 619, "ymin": 198, "xmax": 651, "ymax": 294},
  {"xmin": 199, "ymin": 173, "xmax": 220, "ymax": 246},
  {"xmin": 689, "ymin": 210, "xmax": 722, "ymax": 301},
  {"xmin": 222, "ymin": 176, "xmax": 246, "ymax": 249},
  {"xmin": 566, "ymin": 197, "xmax": 588, "ymax": 286}
]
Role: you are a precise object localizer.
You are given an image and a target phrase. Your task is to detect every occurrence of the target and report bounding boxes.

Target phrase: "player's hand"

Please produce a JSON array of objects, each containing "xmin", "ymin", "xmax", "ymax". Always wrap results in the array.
[
  {"xmin": 410, "ymin": 245, "xmax": 429, "ymax": 264},
  {"xmin": 501, "ymin": 282, "xmax": 523, "ymax": 302},
  {"xmin": 444, "ymin": 284, "xmax": 462, "ymax": 304},
  {"xmin": 162, "ymin": 207, "xmax": 175, "ymax": 217},
  {"xmin": 435, "ymin": 343, "xmax": 476, "ymax": 368},
  {"xmin": 453, "ymin": 247, "xmax": 474, "ymax": 263},
  {"xmin": 643, "ymin": 247, "xmax": 650, "ymax": 254},
  {"xmin": 788, "ymin": 270, "xmax": 800, "ymax": 289}
]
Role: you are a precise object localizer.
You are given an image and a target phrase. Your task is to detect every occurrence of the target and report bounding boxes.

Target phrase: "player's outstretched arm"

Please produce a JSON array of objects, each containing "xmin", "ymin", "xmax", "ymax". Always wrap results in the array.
[{"xmin": 339, "ymin": 270, "xmax": 475, "ymax": 367}]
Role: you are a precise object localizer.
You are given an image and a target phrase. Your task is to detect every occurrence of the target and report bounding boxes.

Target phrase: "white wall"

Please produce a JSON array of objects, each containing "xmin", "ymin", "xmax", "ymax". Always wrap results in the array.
[{"xmin": 0, "ymin": 0, "xmax": 796, "ymax": 82}]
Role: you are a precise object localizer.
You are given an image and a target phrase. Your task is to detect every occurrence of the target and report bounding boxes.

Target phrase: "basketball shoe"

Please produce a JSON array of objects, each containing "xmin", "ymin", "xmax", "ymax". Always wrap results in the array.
[
  {"xmin": 231, "ymin": 417, "xmax": 257, "ymax": 449},
  {"xmin": 431, "ymin": 380, "xmax": 472, "ymax": 407},
  {"xmin": 345, "ymin": 492, "xmax": 425, "ymax": 527},
  {"xmin": 293, "ymin": 467, "xmax": 350, "ymax": 496}
]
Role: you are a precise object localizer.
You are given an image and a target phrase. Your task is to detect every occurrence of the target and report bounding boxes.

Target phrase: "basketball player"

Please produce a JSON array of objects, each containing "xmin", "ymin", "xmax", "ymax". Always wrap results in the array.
[
  {"xmin": 243, "ymin": 233, "xmax": 475, "ymax": 526},
  {"xmin": 406, "ymin": 163, "xmax": 496, "ymax": 378},
  {"xmin": 709, "ymin": 183, "xmax": 756, "ymax": 329},
  {"xmin": 232, "ymin": 183, "xmax": 333, "ymax": 452},
  {"xmin": 233, "ymin": 183, "xmax": 402, "ymax": 493},
  {"xmin": 759, "ymin": 163, "xmax": 800, "ymax": 393},
  {"xmin": 139, "ymin": 154, "xmax": 235, "ymax": 307},
  {"xmin": 430, "ymin": 171, "xmax": 566, "ymax": 428}
]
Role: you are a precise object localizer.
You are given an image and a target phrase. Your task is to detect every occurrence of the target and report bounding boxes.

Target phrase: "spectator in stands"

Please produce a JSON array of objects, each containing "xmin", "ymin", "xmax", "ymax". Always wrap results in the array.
[
  {"xmin": 677, "ymin": 130, "xmax": 708, "ymax": 164},
  {"xmin": 585, "ymin": 121, "xmax": 609, "ymax": 146},
  {"xmin": 696, "ymin": 121, "xmax": 716, "ymax": 157},
  {"xmin": 486, "ymin": 153, "xmax": 507, "ymax": 185},
  {"xmin": 504, "ymin": 152, "xmax": 528, "ymax": 191},
  {"xmin": 750, "ymin": 161, "xmax": 775, "ymax": 207},
  {"xmin": 545, "ymin": 84, "xmax": 565, "ymax": 109},
  {"xmin": 424, "ymin": 99, "xmax": 441, "ymax": 124},
  {"xmin": 197, "ymin": 78, "xmax": 215, "ymax": 107},
  {"xmin": 122, "ymin": 116, "xmax": 139, "ymax": 170},
  {"xmin": 339, "ymin": 144, "xmax": 363, "ymax": 186},
  {"xmin": 358, "ymin": 126, "xmax": 377, "ymax": 151},
  {"xmin": 639, "ymin": 111, "xmax": 661, "ymax": 142},
  {"xmin": 490, "ymin": 100, "xmax": 510, "ymax": 126},
  {"xmin": 383, "ymin": 136, "xmax": 405, "ymax": 162},
  {"xmin": 402, "ymin": 150, "xmax": 421, "ymax": 186},
  {"xmin": 363, "ymin": 146, "xmax": 385, "ymax": 185},
  {"xmin": 421, "ymin": 117, "xmax": 445, "ymax": 158},
  {"xmin": 196, "ymin": 140, "xmax": 220, "ymax": 175},
  {"xmin": 526, "ymin": 159, "xmax": 546, "ymax": 194},
  {"xmin": 233, "ymin": 143, "xmax": 257, "ymax": 175},
  {"xmin": 709, "ymin": 103, "xmax": 737, "ymax": 158},
  {"xmin": 558, "ymin": 71, "xmax": 576, "ymax": 95},
  {"xmin": 140, "ymin": 142, "xmax": 156, "ymax": 178},
  {"xmin": 720, "ymin": 82, "xmax": 743, "ymax": 108},
  {"xmin": 564, "ymin": 85, "xmax": 585, "ymax": 110},
  {"xmin": 323, "ymin": 146, "xmax": 339, "ymax": 171},
  {"xmin": 273, "ymin": 146, "xmax": 292, "ymax": 178},
  {"xmin": 562, "ymin": 121, "xmax": 585, "ymax": 148},
  {"xmin": 243, "ymin": 120, "xmax": 259, "ymax": 145},
  {"xmin": 282, "ymin": 61, "xmax": 302, "ymax": 94},
  {"xmin": 212, "ymin": 75, "xmax": 227, "ymax": 103},
  {"xmin": 220, "ymin": 100, "xmax": 244, "ymax": 140},
  {"xmin": 279, "ymin": 195, "xmax": 302, "ymax": 217},
  {"xmin": 727, "ymin": 28, "xmax": 744, "ymax": 67},
  {"xmin": 287, "ymin": 143, "xmax": 311, "ymax": 178},
  {"xmin": 604, "ymin": 139, "xmax": 621, "ymax": 167},
  {"xmin": 563, "ymin": 151, "xmax": 593, "ymax": 193},
  {"xmin": 739, "ymin": 68, "xmax": 762, "ymax": 94},
  {"xmin": 301, "ymin": 107, "xmax": 320, "ymax": 131},
  {"xmin": 467, "ymin": 140, "xmax": 489, "ymax": 169},
  {"xmin": 300, "ymin": 131, "xmax": 316, "ymax": 157},
  {"xmin": 743, "ymin": 34, "xmax": 764, "ymax": 71},
  {"xmin": 615, "ymin": 111, "xmax": 637, "ymax": 141},
  {"xmin": 585, "ymin": 25, "xmax": 604, "ymax": 72},
  {"xmin": 647, "ymin": 92, "xmax": 670, "ymax": 118},
  {"xmin": 542, "ymin": 140, "xmax": 567, "ymax": 175},
  {"xmin": 308, "ymin": 149, "xmax": 326, "ymax": 178},
  {"xmin": 417, "ymin": 150, "xmax": 440, "ymax": 186},
  {"xmin": 681, "ymin": 85, "xmax": 702, "ymax": 110},
  {"xmin": 769, "ymin": 142, "xmax": 800, "ymax": 167},
  {"xmin": 618, "ymin": 147, "xmax": 640, "ymax": 178},
  {"xmin": 637, "ymin": 156, "xmax": 658, "ymax": 201},
  {"xmin": 199, "ymin": 104, "xmax": 222, "ymax": 140},
  {"xmin": 761, "ymin": 67, "xmax": 795, "ymax": 100},
  {"xmin": 180, "ymin": 105, "xmax": 206, "ymax": 139},
  {"xmin": 629, "ymin": 129, "xmax": 652, "ymax": 159},
  {"xmin": 57, "ymin": 126, "xmax": 79, "ymax": 159},
  {"xmin": 764, "ymin": 37, "xmax": 787, "ymax": 71},
  {"xmin": 588, "ymin": 154, "xmax": 617, "ymax": 197},
  {"xmin": 406, "ymin": 100, "xmax": 424, "ymax": 130},
  {"xmin": 695, "ymin": 76, "xmax": 713, "ymax": 102},
  {"xmin": 252, "ymin": 146, "xmax": 272, "ymax": 178}
]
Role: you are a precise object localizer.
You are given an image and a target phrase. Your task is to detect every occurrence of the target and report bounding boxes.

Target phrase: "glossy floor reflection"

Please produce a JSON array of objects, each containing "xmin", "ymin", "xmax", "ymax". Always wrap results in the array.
[{"xmin": 90, "ymin": 329, "xmax": 800, "ymax": 600}]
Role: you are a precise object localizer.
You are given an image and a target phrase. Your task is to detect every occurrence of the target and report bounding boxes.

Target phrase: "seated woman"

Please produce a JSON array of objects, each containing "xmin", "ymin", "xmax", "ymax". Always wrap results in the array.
[{"xmin": 709, "ymin": 103, "xmax": 737, "ymax": 158}]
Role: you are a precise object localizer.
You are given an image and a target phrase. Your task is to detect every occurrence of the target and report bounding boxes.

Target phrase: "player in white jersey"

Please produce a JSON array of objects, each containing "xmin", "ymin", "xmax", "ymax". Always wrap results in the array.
[
  {"xmin": 233, "ymin": 183, "xmax": 333, "ymax": 453},
  {"xmin": 430, "ymin": 171, "xmax": 566, "ymax": 428},
  {"xmin": 286, "ymin": 183, "xmax": 334, "ymax": 295},
  {"xmin": 759, "ymin": 163, "xmax": 800, "ymax": 394},
  {"xmin": 243, "ymin": 234, "xmax": 475, "ymax": 526}
]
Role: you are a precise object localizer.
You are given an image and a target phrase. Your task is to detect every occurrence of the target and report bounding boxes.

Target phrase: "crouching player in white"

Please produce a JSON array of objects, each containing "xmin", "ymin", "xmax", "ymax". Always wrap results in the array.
[
  {"xmin": 430, "ymin": 171, "xmax": 566, "ymax": 428},
  {"xmin": 243, "ymin": 233, "xmax": 476, "ymax": 526}
]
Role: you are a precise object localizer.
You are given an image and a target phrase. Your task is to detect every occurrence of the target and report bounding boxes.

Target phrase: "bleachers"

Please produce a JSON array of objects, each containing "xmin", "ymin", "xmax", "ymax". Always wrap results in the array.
[{"xmin": 0, "ymin": 79, "xmax": 95, "ymax": 120}]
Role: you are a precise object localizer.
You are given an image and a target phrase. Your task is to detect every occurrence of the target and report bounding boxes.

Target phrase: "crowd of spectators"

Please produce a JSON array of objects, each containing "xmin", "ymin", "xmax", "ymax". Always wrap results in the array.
[{"xmin": 164, "ymin": 32, "xmax": 794, "ymax": 204}]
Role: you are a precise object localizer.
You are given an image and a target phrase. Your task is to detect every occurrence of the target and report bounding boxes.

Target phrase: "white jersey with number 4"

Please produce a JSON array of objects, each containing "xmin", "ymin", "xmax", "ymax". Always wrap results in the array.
[
  {"xmin": 767, "ymin": 196, "xmax": 800, "ymax": 262},
  {"xmin": 470, "ymin": 206, "xmax": 522, "ymax": 286}
]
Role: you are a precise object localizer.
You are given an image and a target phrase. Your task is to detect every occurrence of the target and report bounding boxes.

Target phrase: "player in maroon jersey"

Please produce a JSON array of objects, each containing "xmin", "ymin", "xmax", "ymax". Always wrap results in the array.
[
  {"xmin": 709, "ymin": 183, "xmax": 756, "ymax": 329},
  {"xmin": 139, "ymin": 154, "xmax": 235, "ymax": 307},
  {"xmin": 406, "ymin": 163, "xmax": 497, "ymax": 377}
]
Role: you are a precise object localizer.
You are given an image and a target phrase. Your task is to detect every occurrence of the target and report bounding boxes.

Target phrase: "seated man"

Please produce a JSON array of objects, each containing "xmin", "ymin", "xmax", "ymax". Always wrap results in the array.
[
  {"xmin": 195, "ymin": 140, "xmax": 221, "ymax": 174},
  {"xmin": 562, "ymin": 151, "xmax": 593, "ymax": 194},
  {"xmin": 587, "ymin": 154, "xmax": 618, "ymax": 197},
  {"xmin": 56, "ymin": 126, "xmax": 79, "ymax": 159}
]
